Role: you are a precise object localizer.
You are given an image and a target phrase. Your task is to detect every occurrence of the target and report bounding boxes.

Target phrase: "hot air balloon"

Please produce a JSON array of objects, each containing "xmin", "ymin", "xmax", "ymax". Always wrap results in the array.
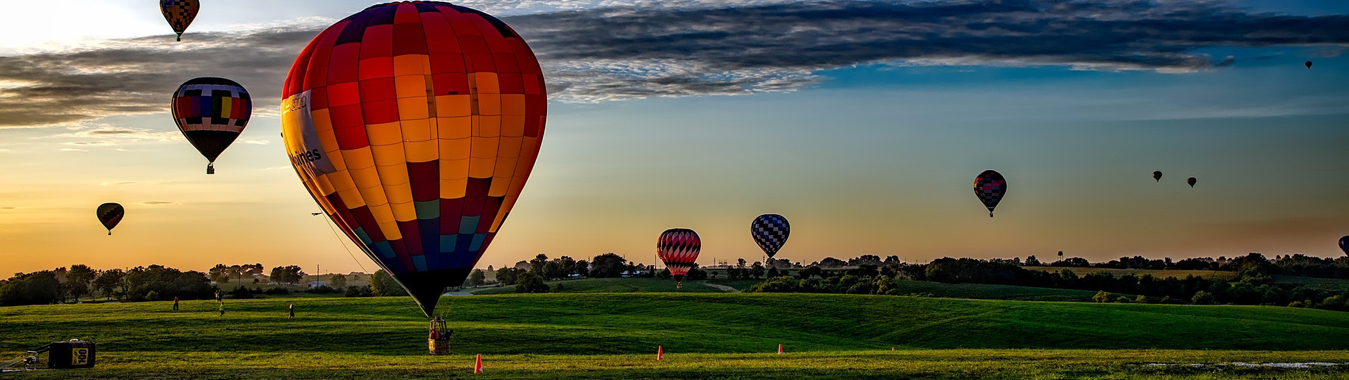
[
  {"xmin": 96, "ymin": 203, "xmax": 124, "ymax": 235},
  {"xmin": 160, "ymin": 0, "xmax": 199, "ymax": 42},
  {"xmin": 973, "ymin": 170, "xmax": 1007, "ymax": 217},
  {"xmin": 1187, "ymin": 177, "xmax": 1196, "ymax": 187},
  {"xmin": 1152, "ymin": 171, "xmax": 1162, "ymax": 182},
  {"xmin": 172, "ymin": 77, "xmax": 251, "ymax": 174},
  {"xmin": 658, "ymin": 229, "xmax": 701, "ymax": 289},
  {"xmin": 1306, "ymin": 61, "xmax": 1313, "ymax": 69},
  {"xmin": 281, "ymin": 2, "xmax": 547, "ymax": 317},
  {"xmin": 751, "ymin": 214, "xmax": 790, "ymax": 259},
  {"xmin": 1338, "ymin": 236, "xmax": 1347, "ymax": 256}
]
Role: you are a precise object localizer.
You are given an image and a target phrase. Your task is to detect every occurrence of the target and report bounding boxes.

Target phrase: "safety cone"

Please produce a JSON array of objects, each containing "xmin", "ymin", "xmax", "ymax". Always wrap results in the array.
[
  {"xmin": 891, "ymin": 347, "xmax": 895, "ymax": 351},
  {"xmin": 657, "ymin": 345, "xmax": 664, "ymax": 361},
  {"xmin": 777, "ymin": 344, "xmax": 783, "ymax": 355},
  {"xmin": 474, "ymin": 354, "xmax": 483, "ymax": 373}
]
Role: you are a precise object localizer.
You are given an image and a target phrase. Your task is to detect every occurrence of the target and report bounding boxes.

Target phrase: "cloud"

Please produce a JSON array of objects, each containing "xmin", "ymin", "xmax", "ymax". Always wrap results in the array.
[
  {"xmin": 242, "ymin": 139, "xmax": 271, "ymax": 145},
  {"xmin": 0, "ymin": 207, "xmax": 15, "ymax": 210},
  {"xmin": 58, "ymin": 148, "xmax": 87, "ymax": 152},
  {"xmin": 137, "ymin": 201, "xmax": 176, "ymax": 206},
  {"xmin": 50, "ymin": 125, "xmax": 184, "ymax": 146},
  {"xmin": 0, "ymin": 0, "xmax": 1344, "ymax": 126}
]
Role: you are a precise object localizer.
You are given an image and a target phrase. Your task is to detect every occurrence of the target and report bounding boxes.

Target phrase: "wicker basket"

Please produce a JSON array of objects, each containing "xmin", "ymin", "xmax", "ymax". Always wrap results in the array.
[{"xmin": 428, "ymin": 339, "xmax": 450, "ymax": 355}]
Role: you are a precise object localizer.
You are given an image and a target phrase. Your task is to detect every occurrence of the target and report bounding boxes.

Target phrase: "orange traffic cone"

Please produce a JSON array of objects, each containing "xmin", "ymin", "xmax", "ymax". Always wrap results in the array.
[
  {"xmin": 891, "ymin": 347, "xmax": 895, "ymax": 351},
  {"xmin": 474, "ymin": 354, "xmax": 483, "ymax": 373},
  {"xmin": 657, "ymin": 345, "xmax": 664, "ymax": 361},
  {"xmin": 777, "ymin": 344, "xmax": 783, "ymax": 355}
]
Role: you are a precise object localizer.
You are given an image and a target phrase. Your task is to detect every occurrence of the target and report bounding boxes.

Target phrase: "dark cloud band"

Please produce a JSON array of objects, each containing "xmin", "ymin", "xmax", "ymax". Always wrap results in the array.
[{"xmin": 0, "ymin": 0, "xmax": 1344, "ymax": 127}]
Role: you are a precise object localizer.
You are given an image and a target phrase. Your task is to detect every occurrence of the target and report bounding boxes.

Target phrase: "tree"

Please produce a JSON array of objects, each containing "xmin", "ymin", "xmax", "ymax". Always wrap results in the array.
[
  {"xmin": 589, "ymin": 253, "xmax": 627, "ymax": 278},
  {"xmin": 542, "ymin": 261, "xmax": 564, "ymax": 280},
  {"xmin": 1092, "ymin": 290, "xmax": 1111, "ymax": 303},
  {"xmin": 64, "ymin": 264, "xmax": 97, "ymax": 302},
  {"xmin": 766, "ymin": 267, "xmax": 781, "ymax": 278},
  {"xmin": 529, "ymin": 254, "xmax": 549, "ymax": 276},
  {"xmin": 0, "ymin": 271, "xmax": 62, "ymax": 306},
  {"xmin": 370, "ymin": 270, "xmax": 408, "ymax": 296},
  {"xmin": 467, "ymin": 269, "xmax": 486, "ymax": 287},
  {"xmin": 269, "ymin": 266, "xmax": 306, "ymax": 285},
  {"xmin": 798, "ymin": 266, "xmax": 822, "ymax": 280},
  {"xmin": 92, "ymin": 269, "xmax": 126, "ymax": 301},
  {"xmin": 121, "ymin": 265, "xmax": 213, "ymax": 302},
  {"xmin": 207, "ymin": 264, "xmax": 228, "ymax": 283},
  {"xmin": 750, "ymin": 262, "xmax": 765, "ymax": 279},
  {"xmin": 226, "ymin": 265, "xmax": 242, "ymax": 285},
  {"xmin": 574, "ymin": 260, "xmax": 589, "ymax": 277},
  {"xmin": 496, "ymin": 268, "xmax": 523, "ymax": 285},
  {"xmin": 1024, "ymin": 255, "xmax": 1041, "ymax": 266},
  {"xmin": 1191, "ymin": 290, "xmax": 1215, "ymax": 305},
  {"xmin": 329, "ymin": 273, "xmax": 348, "ymax": 289},
  {"xmin": 514, "ymin": 272, "xmax": 549, "ymax": 293}
]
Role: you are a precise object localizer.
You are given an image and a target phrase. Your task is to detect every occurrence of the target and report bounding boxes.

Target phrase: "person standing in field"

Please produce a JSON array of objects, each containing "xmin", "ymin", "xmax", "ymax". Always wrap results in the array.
[
  {"xmin": 288, "ymin": 303, "xmax": 294, "ymax": 319},
  {"xmin": 172, "ymin": 297, "xmax": 179, "ymax": 311},
  {"xmin": 218, "ymin": 302, "xmax": 224, "ymax": 316}
]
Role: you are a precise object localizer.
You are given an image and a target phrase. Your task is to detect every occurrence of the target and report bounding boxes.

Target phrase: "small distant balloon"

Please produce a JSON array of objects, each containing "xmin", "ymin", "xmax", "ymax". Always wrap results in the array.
[
  {"xmin": 1306, "ymin": 61, "xmax": 1313, "ymax": 69},
  {"xmin": 159, "ymin": 0, "xmax": 199, "ymax": 42},
  {"xmin": 1187, "ymin": 177, "xmax": 1197, "ymax": 187},
  {"xmin": 1339, "ymin": 236, "xmax": 1348, "ymax": 256},
  {"xmin": 974, "ymin": 170, "xmax": 1007, "ymax": 217},
  {"xmin": 658, "ymin": 228, "xmax": 701, "ymax": 289},
  {"xmin": 751, "ymin": 214, "xmax": 790, "ymax": 259},
  {"xmin": 1152, "ymin": 171, "xmax": 1162, "ymax": 182},
  {"xmin": 96, "ymin": 203, "xmax": 124, "ymax": 235}
]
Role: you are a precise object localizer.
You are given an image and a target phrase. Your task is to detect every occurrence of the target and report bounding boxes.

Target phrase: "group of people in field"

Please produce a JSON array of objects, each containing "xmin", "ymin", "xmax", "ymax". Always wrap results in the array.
[{"xmin": 168, "ymin": 291, "xmax": 294, "ymax": 319}]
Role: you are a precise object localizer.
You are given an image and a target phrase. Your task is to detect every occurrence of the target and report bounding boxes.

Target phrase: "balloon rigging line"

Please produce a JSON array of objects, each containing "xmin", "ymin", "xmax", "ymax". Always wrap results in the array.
[{"xmin": 320, "ymin": 215, "xmax": 369, "ymax": 274}]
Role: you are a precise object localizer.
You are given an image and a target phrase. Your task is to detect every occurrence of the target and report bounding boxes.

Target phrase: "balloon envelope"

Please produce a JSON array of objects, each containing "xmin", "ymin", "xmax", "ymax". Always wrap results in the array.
[
  {"xmin": 1306, "ymin": 61, "xmax": 1313, "ymax": 69},
  {"xmin": 751, "ymin": 214, "xmax": 790, "ymax": 259},
  {"xmin": 1187, "ymin": 177, "xmax": 1197, "ymax": 187},
  {"xmin": 173, "ymin": 77, "xmax": 251, "ymax": 174},
  {"xmin": 281, "ymin": 2, "xmax": 546, "ymax": 317},
  {"xmin": 96, "ymin": 203, "xmax": 124, "ymax": 235},
  {"xmin": 658, "ymin": 229, "xmax": 701, "ymax": 284},
  {"xmin": 1339, "ymin": 236, "xmax": 1348, "ymax": 256},
  {"xmin": 973, "ymin": 170, "xmax": 1007, "ymax": 217},
  {"xmin": 1152, "ymin": 171, "xmax": 1162, "ymax": 182},
  {"xmin": 159, "ymin": 0, "xmax": 199, "ymax": 41}
]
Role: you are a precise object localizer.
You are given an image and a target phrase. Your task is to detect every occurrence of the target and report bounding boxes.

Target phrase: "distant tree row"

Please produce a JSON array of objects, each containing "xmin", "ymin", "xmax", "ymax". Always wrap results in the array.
[
  {"xmin": 1023, "ymin": 253, "xmax": 1349, "ymax": 279},
  {"xmin": 0, "ymin": 265, "xmax": 214, "ymax": 306},
  {"xmin": 748, "ymin": 254, "xmax": 1349, "ymax": 311}
]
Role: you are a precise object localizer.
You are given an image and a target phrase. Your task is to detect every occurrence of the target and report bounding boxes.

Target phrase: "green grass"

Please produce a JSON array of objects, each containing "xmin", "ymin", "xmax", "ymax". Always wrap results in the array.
[
  {"xmin": 891, "ymin": 280, "xmax": 1125, "ymax": 301},
  {"xmin": 2, "ymin": 294, "xmax": 1347, "ymax": 378}
]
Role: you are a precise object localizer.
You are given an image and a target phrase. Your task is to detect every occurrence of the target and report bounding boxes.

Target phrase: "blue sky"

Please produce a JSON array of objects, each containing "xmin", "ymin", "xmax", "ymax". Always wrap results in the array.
[{"xmin": 0, "ymin": 0, "xmax": 1345, "ymax": 275}]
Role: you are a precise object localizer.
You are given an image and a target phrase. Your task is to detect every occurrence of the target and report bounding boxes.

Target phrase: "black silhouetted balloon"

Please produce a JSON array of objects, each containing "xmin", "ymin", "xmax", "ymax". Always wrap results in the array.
[
  {"xmin": 1153, "ymin": 171, "xmax": 1162, "ymax": 182},
  {"xmin": 1306, "ymin": 61, "xmax": 1313, "ymax": 69},
  {"xmin": 974, "ymin": 170, "xmax": 1007, "ymax": 217},
  {"xmin": 1187, "ymin": 177, "xmax": 1197, "ymax": 187},
  {"xmin": 96, "ymin": 203, "xmax": 124, "ymax": 235}
]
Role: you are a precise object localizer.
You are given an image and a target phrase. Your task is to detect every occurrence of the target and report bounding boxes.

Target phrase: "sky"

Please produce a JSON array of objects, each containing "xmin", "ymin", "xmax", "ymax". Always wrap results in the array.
[{"xmin": 0, "ymin": 0, "xmax": 1347, "ymax": 276}]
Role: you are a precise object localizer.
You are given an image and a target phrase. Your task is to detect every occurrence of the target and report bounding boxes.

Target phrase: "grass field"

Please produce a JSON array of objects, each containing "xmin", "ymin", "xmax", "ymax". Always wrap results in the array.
[{"xmin": 2, "ymin": 293, "xmax": 1347, "ymax": 378}]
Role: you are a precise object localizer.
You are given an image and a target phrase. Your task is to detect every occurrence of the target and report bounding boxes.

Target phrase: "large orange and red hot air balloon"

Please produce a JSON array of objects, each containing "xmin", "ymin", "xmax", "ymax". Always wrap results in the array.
[
  {"xmin": 658, "ymin": 228, "xmax": 701, "ymax": 289},
  {"xmin": 281, "ymin": 2, "xmax": 546, "ymax": 317}
]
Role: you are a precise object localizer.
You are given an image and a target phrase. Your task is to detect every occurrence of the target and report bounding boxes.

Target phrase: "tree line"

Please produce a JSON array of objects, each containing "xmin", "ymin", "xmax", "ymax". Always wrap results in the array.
[
  {"xmin": 747, "ymin": 253, "xmax": 1349, "ymax": 311},
  {"xmin": 1, "ymin": 263, "xmax": 366, "ymax": 306},
  {"xmin": 464, "ymin": 253, "xmax": 708, "ymax": 294}
]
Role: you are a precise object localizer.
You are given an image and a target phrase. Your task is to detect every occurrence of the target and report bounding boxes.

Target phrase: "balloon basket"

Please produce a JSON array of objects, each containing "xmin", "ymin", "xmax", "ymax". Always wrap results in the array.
[
  {"xmin": 428, "ymin": 339, "xmax": 450, "ymax": 355},
  {"xmin": 428, "ymin": 317, "xmax": 451, "ymax": 355}
]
